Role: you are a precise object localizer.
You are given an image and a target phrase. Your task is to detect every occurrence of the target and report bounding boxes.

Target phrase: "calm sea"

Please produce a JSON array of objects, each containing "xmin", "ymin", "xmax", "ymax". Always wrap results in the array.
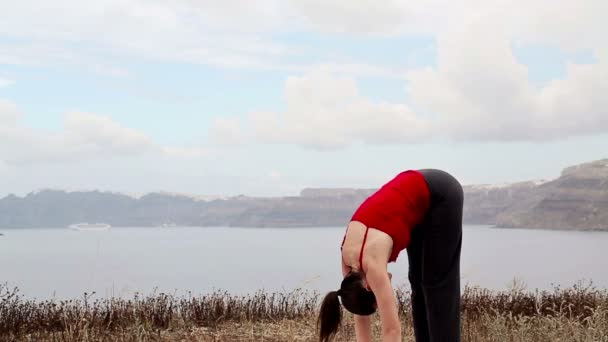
[{"xmin": 0, "ymin": 225, "xmax": 606, "ymax": 299}]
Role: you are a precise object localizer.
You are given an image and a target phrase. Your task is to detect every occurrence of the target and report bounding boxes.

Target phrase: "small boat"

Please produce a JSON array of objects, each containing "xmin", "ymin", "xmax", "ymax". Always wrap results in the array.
[{"xmin": 68, "ymin": 223, "xmax": 111, "ymax": 231}]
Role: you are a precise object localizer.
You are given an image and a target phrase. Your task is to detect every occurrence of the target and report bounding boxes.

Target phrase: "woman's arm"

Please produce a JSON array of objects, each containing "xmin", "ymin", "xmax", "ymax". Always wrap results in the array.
[
  {"xmin": 365, "ymin": 263, "xmax": 401, "ymax": 342},
  {"xmin": 341, "ymin": 261, "xmax": 373, "ymax": 342},
  {"xmin": 353, "ymin": 315, "xmax": 373, "ymax": 342}
]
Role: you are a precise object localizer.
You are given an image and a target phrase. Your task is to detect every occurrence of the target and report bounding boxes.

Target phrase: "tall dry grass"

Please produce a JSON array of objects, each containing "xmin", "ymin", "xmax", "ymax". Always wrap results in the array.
[{"xmin": 1, "ymin": 282, "xmax": 607, "ymax": 341}]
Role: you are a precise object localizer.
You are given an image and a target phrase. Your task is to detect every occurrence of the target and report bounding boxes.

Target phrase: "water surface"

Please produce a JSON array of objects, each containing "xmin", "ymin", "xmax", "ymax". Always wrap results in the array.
[{"xmin": 0, "ymin": 225, "xmax": 606, "ymax": 299}]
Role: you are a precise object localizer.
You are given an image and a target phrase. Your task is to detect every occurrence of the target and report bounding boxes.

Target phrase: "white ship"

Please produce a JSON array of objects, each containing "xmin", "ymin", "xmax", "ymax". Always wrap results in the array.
[{"xmin": 68, "ymin": 223, "xmax": 111, "ymax": 231}]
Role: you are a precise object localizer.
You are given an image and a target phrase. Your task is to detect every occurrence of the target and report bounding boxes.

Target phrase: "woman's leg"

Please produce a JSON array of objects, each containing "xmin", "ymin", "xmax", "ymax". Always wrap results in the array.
[
  {"xmin": 407, "ymin": 226, "xmax": 430, "ymax": 342},
  {"xmin": 417, "ymin": 169, "xmax": 464, "ymax": 342}
]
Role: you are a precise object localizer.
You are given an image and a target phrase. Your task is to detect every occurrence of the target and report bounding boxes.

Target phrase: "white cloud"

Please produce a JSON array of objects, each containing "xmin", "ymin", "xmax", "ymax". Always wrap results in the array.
[
  {"xmin": 211, "ymin": 69, "xmax": 431, "ymax": 149},
  {"xmin": 2, "ymin": 0, "xmax": 608, "ymax": 148},
  {"xmin": 213, "ymin": 35, "xmax": 607, "ymax": 148},
  {"xmin": 506, "ymin": 0, "xmax": 606, "ymax": 51},
  {"xmin": 0, "ymin": 100, "xmax": 210, "ymax": 165},
  {"xmin": 90, "ymin": 64, "xmax": 131, "ymax": 78},
  {"xmin": 286, "ymin": 0, "xmax": 607, "ymax": 49},
  {"xmin": 172, "ymin": 0, "xmax": 286, "ymax": 32},
  {"xmin": 0, "ymin": 78, "xmax": 15, "ymax": 87},
  {"xmin": 287, "ymin": 0, "xmax": 410, "ymax": 35},
  {"xmin": 406, "ymin": 22, "xmax": 538, "ymax": 141},
  {"xmin": 0, "ymin": 1, "xmax": 291, "ymax": 72},
  {"xmin": 62, "ymin": 112, "xmax": 154, "ymax": 156},
  {"xmin": 209, "ymin": 118, "xmax": 246, "ymax": 146},
  {"xmin": 0, "ymin": 99, "xmax": 21, "ymax": 124},
  {"xmin": 0, "ymin": 0, "xmax": 422, "ymax": 77},
  {"xmin": 406, "ymin": 16, "xmax": 608, "ymax": 141},
  {"xmin": 0, "ymin": 107, "xmax": 155, "ymax": 165},
  {"xmin": 204, "ymin": 0, "xmax": 608, "ymax": 148},
  {"xmin": 269, "ymin": 170, "xmax": 282, "ymax": 180},
  {"xmin": 161, "ymin": 146, "xmax": 213, "ymax": 159},
  {"xmin": 0, "ymin": 0, "xmax": 605, "ymax": 66}
]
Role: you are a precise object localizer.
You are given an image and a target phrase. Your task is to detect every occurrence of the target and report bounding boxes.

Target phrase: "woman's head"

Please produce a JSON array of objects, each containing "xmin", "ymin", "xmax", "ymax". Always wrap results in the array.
[{"xmin": 317, "ymin": 271, "xmax": 377, "ymax": 342}]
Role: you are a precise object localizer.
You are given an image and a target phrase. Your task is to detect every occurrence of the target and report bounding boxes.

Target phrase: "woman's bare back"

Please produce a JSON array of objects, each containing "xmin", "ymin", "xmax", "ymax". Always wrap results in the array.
[{"xmin": 341, "ymin": 221, "xmax": 393, "ymax": 272}]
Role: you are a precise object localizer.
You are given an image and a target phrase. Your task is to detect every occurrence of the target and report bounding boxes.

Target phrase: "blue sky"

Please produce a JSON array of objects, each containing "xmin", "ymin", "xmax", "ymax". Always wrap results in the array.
[{"xmin": 1, "ymin": 0, "xmax": 606, "ymax": 197}]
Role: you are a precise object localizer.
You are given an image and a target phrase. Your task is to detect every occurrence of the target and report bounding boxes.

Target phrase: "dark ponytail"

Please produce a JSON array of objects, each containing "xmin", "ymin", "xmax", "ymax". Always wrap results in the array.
[
  {"xmin": 318, "ymin": 290, "xmax": 342, "ymax": 342},
  {"xmin": 317, "ymin": 272, "xmax": 376, "ymax": 341}
]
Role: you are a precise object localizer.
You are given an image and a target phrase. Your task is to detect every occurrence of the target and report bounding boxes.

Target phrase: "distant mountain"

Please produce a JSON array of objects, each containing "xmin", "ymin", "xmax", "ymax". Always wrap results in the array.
[
  {"xmin": 462, "ymin": 180, "xmax": 544, "ymax": 225},
  {"xmin": 494, "ymin": 159, "xmax": 608, "ymax": 230},
  {"xmin": 0, "ymin": 159, "xmax": 606, "ymax": 230}
]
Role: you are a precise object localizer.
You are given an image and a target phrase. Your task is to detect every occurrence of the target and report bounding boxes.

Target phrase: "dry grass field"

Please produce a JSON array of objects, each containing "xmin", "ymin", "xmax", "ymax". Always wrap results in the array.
[{"xmin": 1, "ymin": 283, "xmax": 607, "ymax": 341}]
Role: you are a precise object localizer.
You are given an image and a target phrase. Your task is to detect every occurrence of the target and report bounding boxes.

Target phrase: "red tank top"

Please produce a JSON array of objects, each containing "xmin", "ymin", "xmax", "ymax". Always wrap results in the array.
[{"xmin": 343, "ymin": 170, "xmax": 431, "ymax": 263}]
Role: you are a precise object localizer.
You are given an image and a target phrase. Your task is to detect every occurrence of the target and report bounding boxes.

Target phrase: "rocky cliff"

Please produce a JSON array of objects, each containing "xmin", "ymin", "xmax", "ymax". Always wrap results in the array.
[{"xmin": 494, "ymin": 159, "xmax": 608, "ymax": 230}]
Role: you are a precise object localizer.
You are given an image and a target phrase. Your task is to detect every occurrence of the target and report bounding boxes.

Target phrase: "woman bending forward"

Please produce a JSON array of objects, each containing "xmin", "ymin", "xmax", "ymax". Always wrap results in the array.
[{"xmin": 318, "ymin": 169, "xmax": 463, "ymax": 342}]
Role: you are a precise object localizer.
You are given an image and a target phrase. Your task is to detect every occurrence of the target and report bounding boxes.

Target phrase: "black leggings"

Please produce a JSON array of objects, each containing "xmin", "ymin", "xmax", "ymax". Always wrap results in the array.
[{"xmin": 408, "ymin": 169, "xmax": 463, "ymax": 342}]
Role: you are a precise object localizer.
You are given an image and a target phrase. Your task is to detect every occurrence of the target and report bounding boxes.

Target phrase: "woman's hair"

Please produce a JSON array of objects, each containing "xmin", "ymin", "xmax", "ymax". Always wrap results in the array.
[{"xmin": 317, "ymin": 271, "xmax": 377, "ymax": 342}]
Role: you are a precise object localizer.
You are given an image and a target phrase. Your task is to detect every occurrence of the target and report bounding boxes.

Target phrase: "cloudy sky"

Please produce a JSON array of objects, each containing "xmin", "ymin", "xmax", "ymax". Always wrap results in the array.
[{"xmin": 1, "ymin": 0, "xmax": 606, "ymax": 197}]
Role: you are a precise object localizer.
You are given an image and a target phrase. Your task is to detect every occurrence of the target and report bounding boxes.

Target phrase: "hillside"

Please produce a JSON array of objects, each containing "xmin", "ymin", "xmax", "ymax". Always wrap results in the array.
[
  {"xmin": 0, "ymin": 159, "xmax": 606, "ymax": 230},
  {"xmin": 495, "ymin": 159, "xmax": 608, "ymax": 230}
]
